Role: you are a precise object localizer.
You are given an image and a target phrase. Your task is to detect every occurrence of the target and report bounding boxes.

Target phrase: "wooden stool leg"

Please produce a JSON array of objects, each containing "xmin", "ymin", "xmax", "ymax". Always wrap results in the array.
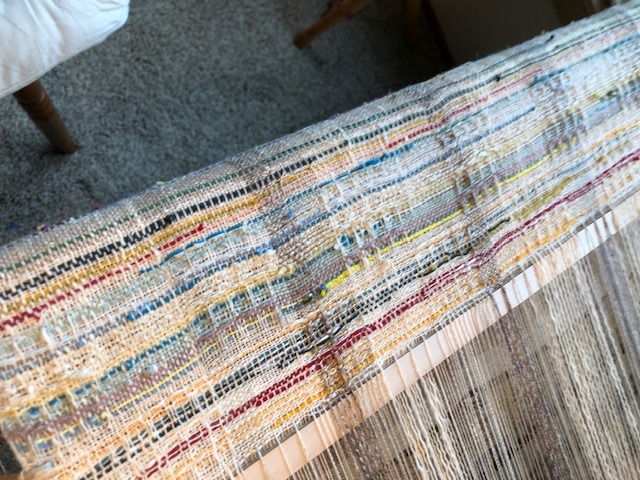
[
  {"xmin": 13, "ymin": 80, "xmax": 78, "ymax": 154},
  {"xmin": 294, "ymin": 0, "xmax": 372, "ymax": 49}
]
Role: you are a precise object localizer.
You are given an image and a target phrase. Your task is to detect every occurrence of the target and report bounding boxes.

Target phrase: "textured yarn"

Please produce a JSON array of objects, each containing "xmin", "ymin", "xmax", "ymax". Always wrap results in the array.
[{"xmin": 1, "ymin": 4, "xmax": 640, "ymax": 479}]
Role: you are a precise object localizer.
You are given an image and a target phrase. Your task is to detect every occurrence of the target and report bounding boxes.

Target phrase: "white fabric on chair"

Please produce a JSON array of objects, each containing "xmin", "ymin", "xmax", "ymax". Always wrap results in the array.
[{"xmin": 0, "ymin": 0, "xmax": 129, "ymax": 97}]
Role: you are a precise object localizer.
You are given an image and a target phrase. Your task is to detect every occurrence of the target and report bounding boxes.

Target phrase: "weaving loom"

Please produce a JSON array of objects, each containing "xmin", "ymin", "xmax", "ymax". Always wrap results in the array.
[{"xmin": 2, "ymin": 3, "xmax": 640, "ymax": 479}]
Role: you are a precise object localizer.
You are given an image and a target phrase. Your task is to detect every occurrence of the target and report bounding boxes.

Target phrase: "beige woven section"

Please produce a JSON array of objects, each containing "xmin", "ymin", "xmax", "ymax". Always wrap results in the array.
[{"xmin": 290, "ymin": 219, "xmax": 640, "ymax": 480}]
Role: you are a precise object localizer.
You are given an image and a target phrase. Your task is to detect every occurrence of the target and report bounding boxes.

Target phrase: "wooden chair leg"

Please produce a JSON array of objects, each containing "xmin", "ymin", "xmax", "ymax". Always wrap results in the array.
[
  {"xmin": 13, "ymin": 80, "xmax": 78, "ymax": 154},
  {"xmin": 294, "ymin": 0, "xmax": 372, "ymax": 49}
]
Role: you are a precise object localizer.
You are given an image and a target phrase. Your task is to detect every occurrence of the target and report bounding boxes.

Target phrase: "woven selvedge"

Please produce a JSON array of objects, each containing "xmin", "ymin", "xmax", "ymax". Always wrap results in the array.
[{"xmin": 1, "ymin": 4, "xmax": 640, "ymax": 478}]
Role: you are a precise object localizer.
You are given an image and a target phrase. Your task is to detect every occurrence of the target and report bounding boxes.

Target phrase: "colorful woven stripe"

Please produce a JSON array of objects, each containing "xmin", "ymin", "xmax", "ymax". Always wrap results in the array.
[{"xmin": 1, "ymin": 5, "xmax": 640, "ymax": 478}]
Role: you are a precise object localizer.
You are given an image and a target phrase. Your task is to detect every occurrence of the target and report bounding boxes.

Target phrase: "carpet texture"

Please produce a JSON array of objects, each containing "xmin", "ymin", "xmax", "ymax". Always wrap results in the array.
[{"xmin": 0, "ymin": 0, "xmax": 444, "ymax": 245}]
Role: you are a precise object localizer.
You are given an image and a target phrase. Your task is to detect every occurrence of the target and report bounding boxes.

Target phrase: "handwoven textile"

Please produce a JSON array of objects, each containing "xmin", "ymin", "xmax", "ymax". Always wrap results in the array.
[{"xmin": 1, "ymin": 4, "xmax": 640, "ymax": 479}]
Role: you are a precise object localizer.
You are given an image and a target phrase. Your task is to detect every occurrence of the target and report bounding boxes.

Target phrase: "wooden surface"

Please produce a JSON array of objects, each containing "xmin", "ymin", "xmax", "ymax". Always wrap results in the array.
[
  {"xmin": 294, "ymin": 0, "xmax": 371, "ymax": 49},
  {"xmin": 13, "ymin": 80, "xmax": 78, "ymax": 154}
]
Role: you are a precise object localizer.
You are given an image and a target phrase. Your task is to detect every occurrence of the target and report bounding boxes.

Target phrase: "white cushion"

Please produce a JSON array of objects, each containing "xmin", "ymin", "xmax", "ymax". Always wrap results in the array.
[{"xmin": 0, "ymin": 0, "xmax": 129, "ymax": 97}]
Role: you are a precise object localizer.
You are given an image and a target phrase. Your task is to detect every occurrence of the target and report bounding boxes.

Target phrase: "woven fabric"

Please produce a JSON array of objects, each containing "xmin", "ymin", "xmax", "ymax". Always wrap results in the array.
[{"xmin": 1, "ymin": 4, "xmax": 640, "ymax": 478}]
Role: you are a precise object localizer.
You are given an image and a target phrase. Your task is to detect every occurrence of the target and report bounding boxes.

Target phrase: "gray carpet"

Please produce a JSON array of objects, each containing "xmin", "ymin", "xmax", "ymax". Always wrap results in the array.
[{"xmin": 0, "ymin": 0, "xmax": 444, "ymax": 246}]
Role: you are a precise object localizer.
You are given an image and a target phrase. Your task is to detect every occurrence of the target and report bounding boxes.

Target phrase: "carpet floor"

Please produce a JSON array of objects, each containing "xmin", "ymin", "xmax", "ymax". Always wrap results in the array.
[{"xmin": 0, "ymin": 0, "xmax": 444, "ymax": 245}]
